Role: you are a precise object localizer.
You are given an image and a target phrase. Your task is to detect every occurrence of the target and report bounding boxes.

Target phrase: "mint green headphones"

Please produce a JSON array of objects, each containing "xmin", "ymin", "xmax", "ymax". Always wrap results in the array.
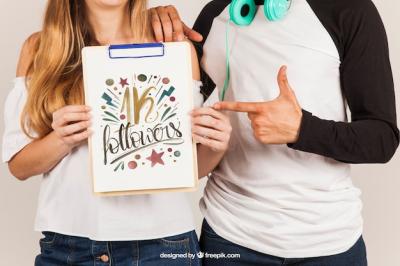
[
  {"xmin": 220, "ymin": 0, "xmax": 292, "ymax": 100},
  {"xmin": 230, "ymin": 0, "xmax": 292, "ymax": 25}
]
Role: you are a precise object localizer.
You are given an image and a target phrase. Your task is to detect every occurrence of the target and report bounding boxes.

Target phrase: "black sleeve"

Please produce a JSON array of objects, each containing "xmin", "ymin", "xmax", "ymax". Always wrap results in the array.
[
  {"xmin": 193, "ymin": 42, "xmax": 216, "ymax": 101},
  {"xmin": 192, "ymin": 0, "xmax": 230, "ymax": 101},
  {"xmin": 289, "ymin": 0, "xmax": 399, "ymax": 164}
]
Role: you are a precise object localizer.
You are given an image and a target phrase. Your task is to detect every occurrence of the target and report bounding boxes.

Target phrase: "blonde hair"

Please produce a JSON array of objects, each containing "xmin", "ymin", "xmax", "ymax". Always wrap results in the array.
[{"xmin": 22, "ymin": 0, "xmax": 149, "ymax": 138}]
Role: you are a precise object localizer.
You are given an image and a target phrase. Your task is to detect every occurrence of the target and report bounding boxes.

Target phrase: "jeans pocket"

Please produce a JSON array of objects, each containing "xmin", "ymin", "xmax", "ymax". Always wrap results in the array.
[
  {"xmin": 154, "ymin": 232, "xmax": 194, "ymax": 266},
  {"xmin": 39, "ymin": 231, "xmax": 57, "ymax": 247},
  {"xmin": 158, "ymin": 232, "xmax": 191, "ymax": 247}
]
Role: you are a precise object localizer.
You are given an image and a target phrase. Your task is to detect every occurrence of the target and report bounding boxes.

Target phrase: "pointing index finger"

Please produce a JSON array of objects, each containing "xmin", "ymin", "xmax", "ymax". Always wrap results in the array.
[{"xmin": 213, "ymin": 101, "xmax": 260, "ymax": 113}]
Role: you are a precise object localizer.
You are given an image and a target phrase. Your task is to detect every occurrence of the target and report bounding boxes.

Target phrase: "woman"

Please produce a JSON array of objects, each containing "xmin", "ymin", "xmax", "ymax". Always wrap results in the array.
[{"xmin": 2, "ymin": 1, "xmax": 232, "ymax": 265}]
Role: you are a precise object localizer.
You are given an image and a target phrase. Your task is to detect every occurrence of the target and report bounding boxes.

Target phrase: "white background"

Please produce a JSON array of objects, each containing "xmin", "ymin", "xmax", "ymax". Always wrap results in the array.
[{"xmin": 0, "ymin": 1, "xmax": 399, "ymax": 265}]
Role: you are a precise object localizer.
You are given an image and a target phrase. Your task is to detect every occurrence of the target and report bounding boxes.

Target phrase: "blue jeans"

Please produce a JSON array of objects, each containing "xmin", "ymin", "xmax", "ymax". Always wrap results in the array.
[
  {"xmin": 35, "ymin": 230, "xmax": 201, "ymax": 266},
  {"xmin": 200, "ymin": 219, "xmax": 368, "ymax": 266}
]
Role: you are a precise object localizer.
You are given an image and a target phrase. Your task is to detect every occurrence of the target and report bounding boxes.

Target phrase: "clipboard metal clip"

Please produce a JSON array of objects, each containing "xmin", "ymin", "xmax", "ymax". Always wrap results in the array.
[{"xmin": 108, "ymin": 43, "xmax": 165, "ymax": 59}]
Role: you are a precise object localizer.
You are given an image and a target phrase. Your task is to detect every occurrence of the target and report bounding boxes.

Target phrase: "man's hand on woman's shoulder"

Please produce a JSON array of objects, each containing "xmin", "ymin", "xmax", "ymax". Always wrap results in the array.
[{"xmin": 150, "ymin": 5, "xmax": 203, "ymax": 43}]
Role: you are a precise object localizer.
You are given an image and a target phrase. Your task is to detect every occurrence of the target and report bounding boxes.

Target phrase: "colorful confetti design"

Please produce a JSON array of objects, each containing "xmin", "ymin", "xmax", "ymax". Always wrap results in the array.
[{"xmin": 101, "ymin": 74, "xmax": 183, "ymax": 173}]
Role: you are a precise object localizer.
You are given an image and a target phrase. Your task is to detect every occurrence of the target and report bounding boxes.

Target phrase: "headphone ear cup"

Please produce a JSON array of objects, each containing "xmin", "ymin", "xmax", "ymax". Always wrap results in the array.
[
  {"xmin": 230, "ymin": 0, "xmax": 257, "ymax": 26},
  {"xmin": 264, "ymin": 0, "xmax": 291, "ymax": 21}
]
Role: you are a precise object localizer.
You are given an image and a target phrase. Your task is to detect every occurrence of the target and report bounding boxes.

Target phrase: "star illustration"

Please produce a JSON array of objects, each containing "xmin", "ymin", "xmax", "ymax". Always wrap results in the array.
[
  {"xmin": 119, "ymin": 78, "xmax": 129, "ymax": 87},
  {"xmin": 146, "ymin": 149, "xmax": 165, "ymax": 167}
]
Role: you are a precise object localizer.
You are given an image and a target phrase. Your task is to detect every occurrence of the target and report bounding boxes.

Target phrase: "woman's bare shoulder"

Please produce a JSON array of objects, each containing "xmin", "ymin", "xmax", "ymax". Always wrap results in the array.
[
  {"xmin": 184, "ymin": 39, "xmax": 200, "ymax": 80},
  {"xmin": 16, "ymin": 32, "xmax": 40, "ymax": 77}
]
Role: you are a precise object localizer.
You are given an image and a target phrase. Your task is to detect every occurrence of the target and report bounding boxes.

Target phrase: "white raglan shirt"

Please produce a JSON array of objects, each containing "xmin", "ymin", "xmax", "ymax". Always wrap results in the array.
[{"xmin": 194, "ymin": 0, "xmax": 397, "ymax": 258}]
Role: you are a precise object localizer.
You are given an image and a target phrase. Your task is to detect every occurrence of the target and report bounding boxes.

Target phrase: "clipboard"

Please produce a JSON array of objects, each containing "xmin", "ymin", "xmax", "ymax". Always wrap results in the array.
[{"xmin": 82, "ymin": 42, "xmax": 198, "ymax": 196}]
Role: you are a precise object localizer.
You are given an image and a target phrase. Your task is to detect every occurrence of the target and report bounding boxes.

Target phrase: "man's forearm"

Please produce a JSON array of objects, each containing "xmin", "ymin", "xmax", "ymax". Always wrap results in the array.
[{"xmin": 288, "ymin": 110, "xmax": 400, "ymax": 164}]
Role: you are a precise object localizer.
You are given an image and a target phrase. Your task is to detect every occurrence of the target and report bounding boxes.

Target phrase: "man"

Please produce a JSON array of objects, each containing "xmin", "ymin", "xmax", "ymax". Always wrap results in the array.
[{"xmin": 152, "ymin": 1, "xmax": 398, "ymax": 265}]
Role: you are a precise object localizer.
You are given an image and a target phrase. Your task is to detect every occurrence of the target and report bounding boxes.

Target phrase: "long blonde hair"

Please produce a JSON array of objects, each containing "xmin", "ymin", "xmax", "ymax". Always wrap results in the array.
[{"xmin": 22, "ymin": 0, "xmax": 149, "ymax": 138}]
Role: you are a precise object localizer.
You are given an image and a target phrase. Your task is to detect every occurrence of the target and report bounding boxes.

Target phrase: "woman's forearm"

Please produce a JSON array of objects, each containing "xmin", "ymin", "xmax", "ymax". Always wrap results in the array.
[
  {"xmin": 197, "ymin": 144, "xmax": 226, "ymax": 178},
  {"xmin": 8, "ymin": 131, "xmax": 72, "ymax": 180}
]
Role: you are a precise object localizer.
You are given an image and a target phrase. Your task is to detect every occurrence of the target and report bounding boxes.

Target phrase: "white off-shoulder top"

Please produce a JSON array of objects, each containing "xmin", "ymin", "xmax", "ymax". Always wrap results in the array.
[{"xmin": 2, "ymin": 77, "xmax": 204, "ymax": 241}]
